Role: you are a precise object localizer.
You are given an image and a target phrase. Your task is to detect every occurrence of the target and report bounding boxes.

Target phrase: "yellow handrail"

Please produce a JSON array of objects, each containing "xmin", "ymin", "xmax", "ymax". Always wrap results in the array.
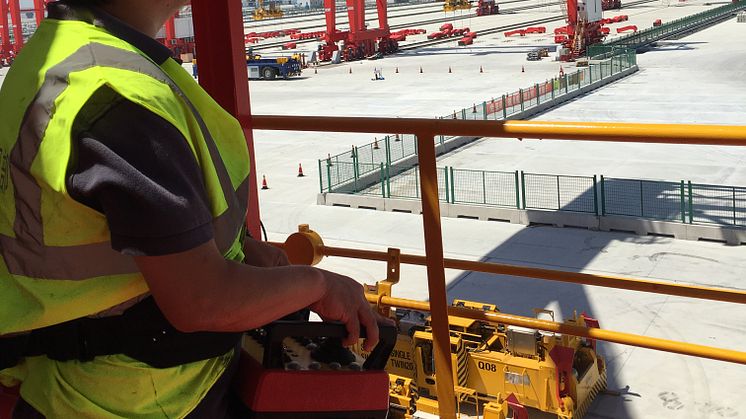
[
  {"xmin": 251, "ymin": 115, "xmax": 746, "ymax": 418},
  {"xmin": 246, "ymin": 115, "xmax": 746, "ymax": 146},
  {"xmin": 321, "ymin": 245, "xmax": 746, "ymax": 304},
  {"xmin": 270, "ymin": 241, "xmax": 746, "ymax": 304},
  {"xmin": 365, "ymin": 294, "xmax": 746, "ymax": 365}
]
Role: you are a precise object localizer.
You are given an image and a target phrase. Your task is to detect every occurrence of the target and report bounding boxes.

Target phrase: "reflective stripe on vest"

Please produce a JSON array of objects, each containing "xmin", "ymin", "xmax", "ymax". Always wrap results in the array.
[{"xmin": 0, "ymin": 43, "xmax": 247, "ymax": 280}]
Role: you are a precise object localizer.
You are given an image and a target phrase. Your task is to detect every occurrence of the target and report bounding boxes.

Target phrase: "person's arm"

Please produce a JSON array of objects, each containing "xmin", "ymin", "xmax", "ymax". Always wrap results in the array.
[
  {"xmin": 134, "ymin": 240, "xmax": 379, "ymax": 349},
  {"xmin": 68, "ymin": 91, "xmax": 380, "ymax": 349},
  {"xmin": 242, "ymin": 235, "xmax": 289, "ymax": 267}
]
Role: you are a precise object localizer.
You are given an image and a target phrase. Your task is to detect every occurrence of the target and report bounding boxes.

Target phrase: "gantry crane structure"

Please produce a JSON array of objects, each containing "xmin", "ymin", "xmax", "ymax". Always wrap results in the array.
[
  {"xmin": 0, "ymin": 0, "xmax": 46, "ymax": 64},
  {"xmin": 162, "ymin": 7, "xmax": 197, "ymax": 58},
  {"xmin": 559, "ymin": 0, "xmax": 605, "ymax": 61},
  {"xmin": 318, "ymin": 0, "xmax": 397, "ymax": 62},
  {"xmin": 444, "ymin": 0, "xmax": 472, "ymax": 12},
  {"xmin": 253, "ymin": 0, "xmax": 284, "ymax": 20}
]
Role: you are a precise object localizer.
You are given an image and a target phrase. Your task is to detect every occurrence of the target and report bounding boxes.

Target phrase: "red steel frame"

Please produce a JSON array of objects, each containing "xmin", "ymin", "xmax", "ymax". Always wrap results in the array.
[
  {"xmin": 319, "ymin": 0, "xmax": 395, "ymax": 61},
  {"xmin": 191, "ymin": 0, "xmax": 261, "ymax": 238},
  {"xmin": 1, "ymin": 0, "xmax": 46, "ymax": 61}
]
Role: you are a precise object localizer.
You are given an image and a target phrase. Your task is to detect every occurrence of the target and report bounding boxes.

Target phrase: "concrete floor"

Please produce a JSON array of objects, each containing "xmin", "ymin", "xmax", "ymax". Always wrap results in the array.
[{"xmin": 1, "ymin": 2, "xmax": 744, "ymax": 418}]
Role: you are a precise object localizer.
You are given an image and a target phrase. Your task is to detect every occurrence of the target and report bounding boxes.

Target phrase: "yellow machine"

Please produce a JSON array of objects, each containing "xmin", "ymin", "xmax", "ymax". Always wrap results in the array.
[
  {"xmin": 252, "ymin": 0, "xmax": 283, "ymax": 20},
  {"xmin": 356, "ymin": 283, "xmax": 607, "ymax": 419},
  {"xmin": 443, "ymin": 0, "xmax": 472, "ymax": 12}
]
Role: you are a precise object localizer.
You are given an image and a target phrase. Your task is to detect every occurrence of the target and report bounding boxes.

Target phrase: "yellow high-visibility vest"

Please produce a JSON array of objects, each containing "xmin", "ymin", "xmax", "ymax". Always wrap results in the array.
[{"xmin": 0, "ymin": 16, "xmax": 249, "ymax": 418}]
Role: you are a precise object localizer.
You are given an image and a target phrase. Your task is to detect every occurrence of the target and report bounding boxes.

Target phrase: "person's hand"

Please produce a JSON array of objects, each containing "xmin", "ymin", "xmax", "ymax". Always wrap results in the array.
[
  {"xmin": 310, "ymin": 269, "xmax": 392, "ymax": 352},
  {"xmin": 242, "ymin": 237, "xmax": 289, "ymax": 267}
]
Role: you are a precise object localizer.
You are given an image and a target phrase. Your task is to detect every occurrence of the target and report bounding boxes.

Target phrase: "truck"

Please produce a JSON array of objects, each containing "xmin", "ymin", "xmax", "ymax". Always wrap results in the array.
[
  {"xmin": 246, "ymin": 53, "xmax": 303, "ymax": 80},
  {"xmin": 355, "ymin": 283, "xmax": 608, "ymax": 419},
  {"xmin": 527, "ymin": 47, "xmax": 549, "ymax": 61}
]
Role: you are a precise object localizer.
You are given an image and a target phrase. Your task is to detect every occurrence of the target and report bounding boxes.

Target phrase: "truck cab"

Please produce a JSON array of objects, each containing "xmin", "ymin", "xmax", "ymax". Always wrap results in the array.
[{"xmin": 246, "ymin": 53, "xmax": 303, "ymax": 80}]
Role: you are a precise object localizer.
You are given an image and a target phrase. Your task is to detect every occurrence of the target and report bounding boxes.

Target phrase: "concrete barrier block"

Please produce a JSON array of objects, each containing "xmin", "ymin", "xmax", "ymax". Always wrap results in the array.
[
  {"xmin": 325, "ymin": 193, "xmax": 384, "ymax": 210},
  {"xmin": 685, "ymin": 224, "xmax": 746, "ymax": 245},
  {"xmin": 524, "ymin": 210, "xmax": 599, "ymax": 229},
  {"xmin": 384, "ymin": 198, "xmax": 422, "ymax": 214}
]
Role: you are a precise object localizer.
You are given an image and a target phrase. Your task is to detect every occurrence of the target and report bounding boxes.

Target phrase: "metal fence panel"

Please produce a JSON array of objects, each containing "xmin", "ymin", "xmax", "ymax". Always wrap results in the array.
[
  {"xmin": 357, "ymin": 163, "xmax": 387, "ymax": 197},
  {"xmin": 325, "ymin": 161, "xmax": 356, "ymax": 192},
  {"xmin": 386, "ymin": 167, "xmax": 448, "ymax": 201},
  {"xmin": 603, "ymin": 178, "xmax": 683, "ymax": 221},
  {"xmin": 448, "ymin": 169, "xmax": 517, "ymax": 207},
  {"xmin": 355, "ymin": 141, "xmax": 388, "ymax": 176},
  {"xmin": 523, "ymin": 172, "xmax": 596, "ymax": 213},
  {"xmin": 690, "ymin": 183, "xmax": 746, "ymax": 226},
  {"xmin": 388, "ymin": 168, "xmax": 420, "ymax": 199},
  {"xmin": 451, "ymin": 168, "xmax": 486, "ymax": 204},
  {"xmin": 388, "ymin": 134, "xmax": 417, "ymax": 163},
  {"xmin": 485, "ymin": 170, "xmax": 519, "ymax": 208}
]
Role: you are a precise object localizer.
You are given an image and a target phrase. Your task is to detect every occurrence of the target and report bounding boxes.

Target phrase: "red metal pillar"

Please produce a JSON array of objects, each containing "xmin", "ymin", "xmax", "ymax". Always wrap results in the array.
[
  {"xmin": 0, "ymin": 0, "xmax": 10, "ymax": 59},
  {"xmin": 165, "ymin": 16, "xmax": 176, "ymax": 46},
  {"xmin": 191, "ymin": 0, "xmax": 261, "ymax": 239},
  {"xmin": 376, "ymin": 0, "xmax": 389, "ymax": 31},
  {"xmin": 345, "ymin": 0, "xmax": 359, "ymax": 37},
  {"xmin": 324, "ymin": 0, "xmax": 336, "ymax": 36},
  {"xmin": 8, "ymin": 0, "xmax": 23, "ymax": 52},
  {"xmin": 33, "ymin": 0, "xmax": 45, "ymax": 27}
]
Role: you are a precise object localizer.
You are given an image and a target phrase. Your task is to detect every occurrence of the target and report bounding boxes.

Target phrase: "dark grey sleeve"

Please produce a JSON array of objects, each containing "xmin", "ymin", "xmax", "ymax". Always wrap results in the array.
[{"xmin": 67, "ymin": 97, "xmax": 214, "ymax": 256}]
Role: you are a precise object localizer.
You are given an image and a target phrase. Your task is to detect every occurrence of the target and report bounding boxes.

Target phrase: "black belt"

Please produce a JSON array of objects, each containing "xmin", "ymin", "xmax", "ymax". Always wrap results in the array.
[{"xmin": 0, "ymin": 297, "xmax": 242, "ymax": 370}]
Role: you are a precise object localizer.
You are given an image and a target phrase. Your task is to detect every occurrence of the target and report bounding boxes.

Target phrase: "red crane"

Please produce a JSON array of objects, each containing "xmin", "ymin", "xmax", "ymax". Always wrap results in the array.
[
  {"xmin": 318, "ymin": 0, "xmax": 396, "ymax": 62},
  {"xmin": 161, "ymin": 7, "xmax": 197, "ymax": 59},
  {"xmin": 1, "ymin": 0, "xmax": 46, "ymax": 64},
  {"xmin": 558, "ymin": 0, "xmax": 605, "ymax": 61}
]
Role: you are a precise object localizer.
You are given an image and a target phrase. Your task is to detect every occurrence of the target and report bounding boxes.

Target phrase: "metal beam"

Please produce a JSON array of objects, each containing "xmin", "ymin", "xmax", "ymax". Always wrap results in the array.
[
  {"xmin": 191, "ymin": 0, "xmax": 262, "ymax": 239},
  {"xmin": 316, "ymin": 245, "xmax": 746, "ymax": 305},
  {"xmin": 415, "ymin": 131, "xmax": 456, "ymax": 419},
  {"xmin": 246, "ymin": 115, "xmax": 746, "ymax": 146}
]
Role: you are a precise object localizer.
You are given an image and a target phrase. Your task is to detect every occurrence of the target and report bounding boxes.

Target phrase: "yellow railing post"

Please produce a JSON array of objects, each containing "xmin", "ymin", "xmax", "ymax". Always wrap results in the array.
[{"xmin": 415, "ymin": 130, "xmax": 457, "ymax": 418}]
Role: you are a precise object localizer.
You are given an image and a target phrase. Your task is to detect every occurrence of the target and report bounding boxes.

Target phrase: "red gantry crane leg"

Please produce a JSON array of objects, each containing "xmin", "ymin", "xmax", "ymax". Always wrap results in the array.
[
  {"xmin": 559, "ymin": 0, "xmax": 604, "ymax": 61},
  {"xmin": 8, "ymin": 0, "xmax": 23, "ymax": 53},
  {"xmin": 319, "ymin": 0, "xmax": 396, "ymax": 62},
  {"xmin": 33, "ymin": 0, "xmax": 46, "ymax": 26},
  {"xmin": 0, "ymin": 0, "xmax": 10, "ymax": 63}
]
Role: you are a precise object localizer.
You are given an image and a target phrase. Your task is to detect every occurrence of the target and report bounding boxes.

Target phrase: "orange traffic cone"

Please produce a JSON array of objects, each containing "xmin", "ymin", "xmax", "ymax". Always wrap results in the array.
[
  {"xmin": 297, "ymin": 163, "xmax": 305, "ymax": 177},
  {"xmin": 521, "ymin": 66, "xmax": 525, "ymax": 73},
  {"xmin": 448, "ymin": 66, "xmax": 452, "ymax": 73},
  {"xmin": 373, "ymin": 137, "xmax": 380, "ymax": 150},
  {"xmin": 261, "ymin": 175, "xmax": 269, "ymax": 190}
]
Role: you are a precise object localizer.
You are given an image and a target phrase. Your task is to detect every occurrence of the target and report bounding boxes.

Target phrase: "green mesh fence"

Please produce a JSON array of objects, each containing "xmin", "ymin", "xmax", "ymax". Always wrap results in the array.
[
  {"xmin": 592, "ymin": 1, "xmax": 746, "ymax": 53},
  {"xmin": 601, "ymin": 177, "xmax": 685, "ymax": 222},
  {"xmin": 320, "ymin": 160, "xmax": 355, "ymax": 193},
  {"xmin": 385, "ymin": 167, "xmax": 449, "ymax": 202},
  {"xmin": 321, "ymin": 162, "xmax": 746, "ymax": 231},
  {"xmin": 522, "ymin": 172, "xmax": 598, "ymax": 214},
  {"xmin": 450, "ymin": 168, "xmax": 518, "ymax": 208},
  {"xmin": 689, "ymin": 183, "xmax": 746, "ymax": 227}
]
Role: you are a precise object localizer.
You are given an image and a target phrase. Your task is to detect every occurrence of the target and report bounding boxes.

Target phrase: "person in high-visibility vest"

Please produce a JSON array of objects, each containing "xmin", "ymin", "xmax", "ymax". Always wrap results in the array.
[{"xmin": 0, "ymin": 1, "xmax": 385, "ymax": 418}]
